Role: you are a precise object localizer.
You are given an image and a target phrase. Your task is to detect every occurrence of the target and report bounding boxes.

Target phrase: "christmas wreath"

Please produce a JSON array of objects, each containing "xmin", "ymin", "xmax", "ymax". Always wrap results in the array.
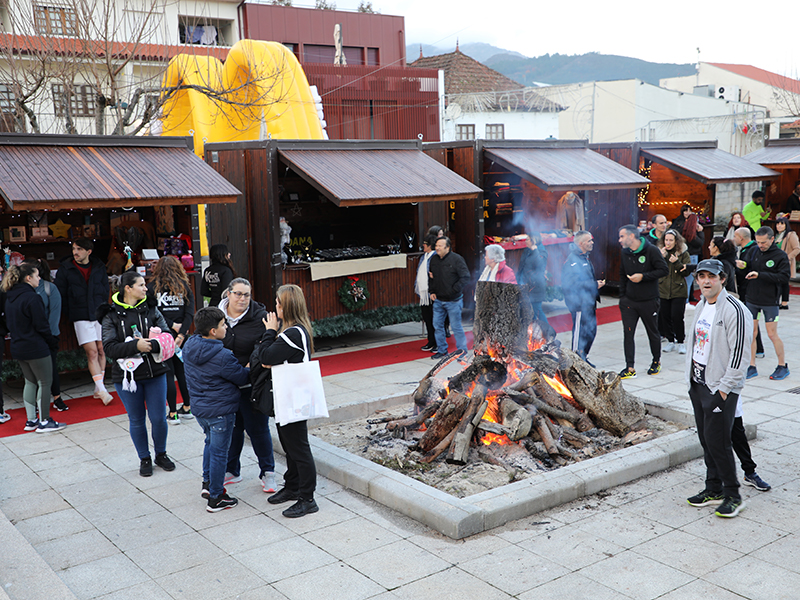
[{"xmin": 338, "ymin": 276, "xmax": 369, "ymax": 311}]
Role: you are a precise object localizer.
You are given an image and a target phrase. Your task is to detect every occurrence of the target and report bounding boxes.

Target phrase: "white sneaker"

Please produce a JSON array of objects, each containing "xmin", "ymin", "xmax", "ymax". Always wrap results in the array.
[
  {"xmin": 0, "ymin": 412, "xmax": 10, "ymax": 424},
  {"xmin": 678, "ymin": 343, "xmax": 687, "ymax": 354},
  {"xmin": 94, "ymin": 390, "xmax": 114, "ymax": 405},
  {"xmin": 224, "ymin": 472, "xmax": 243, "ymax": 485},
  {"xmin": 663, "ymin": 342, "xmax": 676, "ymax": 353},
  {"xmin": 261, "ymin": 472, "xmax": 276, "ymax": 493}
]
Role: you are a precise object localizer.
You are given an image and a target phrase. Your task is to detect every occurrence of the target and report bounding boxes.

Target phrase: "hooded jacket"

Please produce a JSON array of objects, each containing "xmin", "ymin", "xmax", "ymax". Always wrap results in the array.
[
  {"xmin": 742, "ymin": 241, "xmax": 790, "ymax": 306},
  {"xmin": 561, "ymin": 244, "xmax": 599, "ymax": 312},
  {"xmin": 5, "ymin": 282, "xmax": 58, "ymax": 360},
  {"xmin": 685, "ymin": 288, "xmax": 752, "ymax": 395},
  {"xmin": 98, "ymin": 293, "xmax": 170, "ymax": 384},
  {"xmin": 183, "ymin": 335, "xmax": 250, "ymax": 418},
  {"xmin": 54, "ymin": 255, "xmax": 110, "ymax": 322},
  {"xmin": 658, "ymin": 245, "xmax": 690, "ymax": 300},
  {"xmin": 222, "ymin": 299, "xmax": 269, "ymax": 366},
  {"xmin": 147, "ymin": 282, "xmax": 195, "ymax": 333},
  {"xmin": 619, "ymin": 238, "xmax": 669, "ymax": 302},
  {"xmin": 517, "ymin": 246, "xmax": 548, "ymax": 302}
]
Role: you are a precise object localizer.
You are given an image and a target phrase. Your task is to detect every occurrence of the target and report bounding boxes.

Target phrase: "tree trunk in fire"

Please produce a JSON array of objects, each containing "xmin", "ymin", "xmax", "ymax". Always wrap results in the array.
[
  {"xmin": 417, "ymin": 391, "xmax": 469, "ymax": 453},
  {"xmin": 558, "ymin": 349, "xmax": 646, "ymax": 437},
  {"xmin": 473, "ymin": 281, "xmax": 535, "ymax": 357},
  {"xmin": 446, "ymin": 383, "xmax": 489, "ymax": 465}
]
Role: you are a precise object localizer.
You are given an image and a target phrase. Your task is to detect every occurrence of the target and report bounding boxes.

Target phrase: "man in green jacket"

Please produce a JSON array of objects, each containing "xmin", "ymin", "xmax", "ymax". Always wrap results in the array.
[{"xmin": 742, "ymin": 191, "xmax": 770, "ymax": 231}]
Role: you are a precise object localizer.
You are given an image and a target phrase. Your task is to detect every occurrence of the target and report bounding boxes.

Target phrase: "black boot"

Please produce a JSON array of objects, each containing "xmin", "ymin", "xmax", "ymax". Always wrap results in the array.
[{"xmin": 282, "ymin": 498, "xmax": 319, "ymax": 518}]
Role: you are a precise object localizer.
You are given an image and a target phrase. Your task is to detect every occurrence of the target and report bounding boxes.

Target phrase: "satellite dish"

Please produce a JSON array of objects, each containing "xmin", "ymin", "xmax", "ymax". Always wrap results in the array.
[{"xmin": 445, "ymin": 103, "xmax": 462, "ymax": 120}]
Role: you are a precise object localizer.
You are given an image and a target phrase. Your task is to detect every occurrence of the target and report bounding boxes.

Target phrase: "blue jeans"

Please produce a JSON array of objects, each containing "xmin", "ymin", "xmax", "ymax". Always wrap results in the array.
[
  {"xmin": 115, "ymin": 374, "xmax": 168, "ymax": 460},
  {"xmin": 226, "ymin": 388, "xmax": 275, "ymax": 477},
  {"xmin": 433, "ymin": 297, "xmax": 467, "ymax": 354},
  {"xmin": 195, "ymin": 413, "xmax": 236, "ymax": 499}
]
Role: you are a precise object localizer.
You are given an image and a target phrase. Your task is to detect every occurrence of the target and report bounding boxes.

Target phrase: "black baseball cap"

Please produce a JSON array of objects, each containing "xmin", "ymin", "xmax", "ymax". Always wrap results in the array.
[{"xmin": 695, "ymin": 259, "xmax": 724, "ymax": 276}]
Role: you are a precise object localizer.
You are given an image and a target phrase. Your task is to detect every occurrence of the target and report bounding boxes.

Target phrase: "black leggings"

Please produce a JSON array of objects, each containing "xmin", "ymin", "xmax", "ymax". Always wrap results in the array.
[
  {"xmin": 165, "ymin": 356, "xmax": 190, "ymax": 413},
  {"xmin": 658, "ymin": 297, "xmax": 686, "ymax": 343}
]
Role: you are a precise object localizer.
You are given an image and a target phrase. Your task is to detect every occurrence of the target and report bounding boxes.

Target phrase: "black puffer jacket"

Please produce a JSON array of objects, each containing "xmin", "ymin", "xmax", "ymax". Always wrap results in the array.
[
  {"xmin": 98, "ymin": 293, "xmax": 170, "ymax": 384},
  {"xmin": 5, "ymin": 282, "xmax": 58, "ymax": 360},
  {"xmin": 428, "ymin": 250, "xmax": 471, "ymax": 301},
  {"xmin": 222, "ymin": 299, "xmax": 269, "ymax": 366},
  {"xmin": 55, "ymin": 256, "xmax": 109, "ymax": 322},
  {"xmin": 743, "ymin": 242, "xmax": 790, "ymax": 306}
]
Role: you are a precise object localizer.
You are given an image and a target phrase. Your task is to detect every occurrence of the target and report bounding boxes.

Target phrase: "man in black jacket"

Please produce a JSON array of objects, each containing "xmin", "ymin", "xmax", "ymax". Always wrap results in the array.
[
  {"xmin": 54, "ymin": 238, "xmax": 112, "ymax": 404},
  {"xmin": 743, "ymin": 226, "xmax": 790, "ymax": 380},
  {"xmin": 618, "ymin": 224, "xmax": 669, "ymax": 379},
  {"xmin": 428, "ymin": 237, "xmax": 470, "ymax": 359},
  {"xmin": 562, "ymin": 231, "xmax": 605, "ymax": 364}
]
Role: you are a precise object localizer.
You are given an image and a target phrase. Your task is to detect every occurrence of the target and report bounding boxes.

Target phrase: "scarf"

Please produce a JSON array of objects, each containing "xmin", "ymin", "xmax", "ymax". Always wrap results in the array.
[
  {"xmin": 416, "ymin": 251, "xmax": 434, "ymax": 305},
  {"xmin": 478, "ymin": 263, "xmax": 500, "ymax": 282}
]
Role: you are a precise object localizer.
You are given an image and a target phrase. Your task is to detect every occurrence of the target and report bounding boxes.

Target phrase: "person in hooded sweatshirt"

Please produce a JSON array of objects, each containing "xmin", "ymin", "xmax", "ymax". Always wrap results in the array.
[
  {"xmin": 618, "ymin": 224, "xmax": 669, "ymax": 379},
  {"xmin": 183, "ymin": 306, "xmax": 250, "ymax": 512},
  {"xmin": 99, "ymin": 270, "xmax": 176, "ymax": 477},
  {"xmin": 2, "ymin": 263, "xmax": 65, "ymax": 433}
]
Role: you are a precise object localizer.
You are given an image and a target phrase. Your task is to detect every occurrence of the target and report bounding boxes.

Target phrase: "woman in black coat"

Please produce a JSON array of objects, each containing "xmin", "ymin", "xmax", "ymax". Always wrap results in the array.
[
  {"xmin": 515, "ymin": 233, "xmax": 554, "ymax": 338},
  {"xmin": 221, "ymin": 277, "xmax": 275, "ymax": 493},
  {"xmin": 710, "ymin": 236, "xmax": 737, "ymax": 293},
  {"xmin": 99, "ymin": 271, "xmax": 175, "ymax": 476},
  {"xmin": 202, "ymin": 244, "xmax": 235, "ymax": 308},
  {"xmin": 2, "ymin": 263, "xmax": 64, "ymax": 433},
  {"xmin": 258, "ymin": 284, "xmax": 318, "ymax": 518}
]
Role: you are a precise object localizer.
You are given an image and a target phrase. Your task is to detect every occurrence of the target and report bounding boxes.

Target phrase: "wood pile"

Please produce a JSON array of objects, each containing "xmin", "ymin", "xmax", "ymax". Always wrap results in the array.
[{"xmin": 371, "ymin": 281, "xmax": 648, "ymax": 470}]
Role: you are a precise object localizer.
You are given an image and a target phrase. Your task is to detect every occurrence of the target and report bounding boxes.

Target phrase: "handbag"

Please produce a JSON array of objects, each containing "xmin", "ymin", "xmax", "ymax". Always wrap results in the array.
[{"xmin": 271, "ymin": 326, "xmax": 328, "ymax": 425}]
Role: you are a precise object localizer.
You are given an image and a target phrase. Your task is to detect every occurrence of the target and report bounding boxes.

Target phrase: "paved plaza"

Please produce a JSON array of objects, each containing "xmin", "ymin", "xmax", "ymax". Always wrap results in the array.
[{"xmin": 2, "ymin": 298, "xmax": 800, "ymax": 600}]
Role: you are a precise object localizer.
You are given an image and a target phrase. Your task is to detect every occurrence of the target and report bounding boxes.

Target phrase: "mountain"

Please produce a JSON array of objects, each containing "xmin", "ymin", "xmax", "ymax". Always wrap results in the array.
[
  {"xmin": 407, "ymin": 42, "xmax": 525, "ymax": 64},
  {"xmin": 485, "ymin": 52, "xmax": 696, "ymax": 86},
  {"xmin": 407, "ymin": 43, "xmax": 696, "ymax": 87}
]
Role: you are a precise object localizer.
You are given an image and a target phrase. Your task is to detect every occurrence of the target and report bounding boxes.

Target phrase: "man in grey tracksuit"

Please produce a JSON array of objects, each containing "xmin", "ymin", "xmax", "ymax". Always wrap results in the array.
[{"xmin": 685, "ymin": 259, "xmax": 752, "ymax": 518}]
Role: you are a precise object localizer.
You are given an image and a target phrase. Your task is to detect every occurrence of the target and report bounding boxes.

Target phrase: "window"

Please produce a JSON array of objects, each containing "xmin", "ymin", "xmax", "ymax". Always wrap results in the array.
[
  {"xmin": 0, "ymin": 84, "xmax": 16, "ymax": 132},
  {"xmin": 456, "ymin": 124, "xmax": 475, "ymax": 141},
  {"xmin": 178, "ymin": 17, "xmax": 233, "ymax": 46},
  {"xmin": 52, "ymin": 84, "xmax": 96, "ymax": 117},
  {"xmin": 33, "ymin": 5, "xmax": 77, "ymax": 36},
  {"xmin": 367, "ymin": 48, "xmax": 379, "ymax": 66},
  {"xmin": 303, "ymin": 44, "xmax": 365, "ymax": 65},
  {"xmin": 485, "ymin": 124, "xmax": 504, "ymax": 140}
]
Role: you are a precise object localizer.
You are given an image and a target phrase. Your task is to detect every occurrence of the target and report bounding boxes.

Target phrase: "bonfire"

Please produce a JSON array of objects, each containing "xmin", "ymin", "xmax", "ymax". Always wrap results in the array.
[{"xmin": 368, "ymin": 281, "xmax": 653, "ymax": 476}]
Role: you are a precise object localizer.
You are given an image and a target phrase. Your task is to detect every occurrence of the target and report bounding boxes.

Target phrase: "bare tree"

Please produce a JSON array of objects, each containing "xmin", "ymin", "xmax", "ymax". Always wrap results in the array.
[
  {"xmin": 768, "ymin": 69, "xmax": 800, "ymax": 119},
  {"xmin": 357, "ymin": 1, "xmax": 375, "ymax": 12},
  {"xmin": 315, "ymin": 0, "xmax": 336, "ymax": 10}
]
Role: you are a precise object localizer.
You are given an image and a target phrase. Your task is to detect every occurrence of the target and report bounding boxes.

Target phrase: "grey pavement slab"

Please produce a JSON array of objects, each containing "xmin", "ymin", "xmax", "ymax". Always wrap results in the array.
[{"xmin": 4, "ymin": 295, "xmax": 800, "ymax": 599}]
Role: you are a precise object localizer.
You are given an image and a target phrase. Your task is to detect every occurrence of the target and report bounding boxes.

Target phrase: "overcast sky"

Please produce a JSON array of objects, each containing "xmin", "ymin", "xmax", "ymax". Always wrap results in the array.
[{"xmin": 327, "ymin": 0, "xmax": 798, "ymax": 77}]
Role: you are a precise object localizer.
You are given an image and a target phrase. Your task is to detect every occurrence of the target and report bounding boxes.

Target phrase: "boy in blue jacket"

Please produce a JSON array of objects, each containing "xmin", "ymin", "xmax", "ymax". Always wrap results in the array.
[{"xmin": 184, "ymin": 307, "xmax": 250, "ymax": 512}]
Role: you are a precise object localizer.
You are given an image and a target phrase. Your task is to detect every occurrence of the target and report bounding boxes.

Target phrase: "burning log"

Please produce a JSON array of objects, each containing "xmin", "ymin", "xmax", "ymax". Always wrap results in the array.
[
  {"xmin": 557, "ymin": 349, "xmax": 646, "ymax": 437},
  {"xmin": 420, "ymin": 427, "xmax": 457, "ymax": 464},
  {"xmin": 385, "ymin": 401, "xmax": 441, "ymax": 431},
  {"xmin": 498, "ymin": 397, "xmax": 532, "ymax": 440},
  {"xmin": 473, "ymin": 281, "xmax": 536, "ymax": 357},
  {"xmin": 417, "ymin": 391, "xmax": 469, "ymax": 453},
  {"xmin": 448, "ymin": 355, "xmax": 507, "ymax": 393},
  {"xmin": 446, "ymin": 383, "xmax": 489, "ymax": 465}
]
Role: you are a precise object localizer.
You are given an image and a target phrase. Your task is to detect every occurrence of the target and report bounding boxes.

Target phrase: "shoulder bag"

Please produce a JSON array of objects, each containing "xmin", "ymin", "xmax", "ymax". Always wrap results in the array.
[{"xmin": 272, "ymin": 326, "xmax": 328, "ymax": 425}]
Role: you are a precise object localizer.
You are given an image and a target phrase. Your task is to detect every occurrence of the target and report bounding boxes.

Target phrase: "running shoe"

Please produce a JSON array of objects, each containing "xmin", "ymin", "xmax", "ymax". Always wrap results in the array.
[
  {"xmin": 647, "ymin": 361, "xmax": 662, "ymax": 375},
  {"xmin": 618, "ymin": 367, "xmax": 637, "ymax": 380},
  {"xmin": 687, "ymin": 489, "xmax": 724, "ymax": 507},
  {"xmin": 770, "ymin": 364, "xmax": 790, "ymax": 380},
  {"xmin": 746, "ymin": 365, "xmax": 758, "ymax": 379},
  {"xmin": 743, "ymin": 472, "xmax": 771, "ymax": 491},
  {"xmin": 715, "ymin": 497, "xmax": 745, "ymax": 518}
]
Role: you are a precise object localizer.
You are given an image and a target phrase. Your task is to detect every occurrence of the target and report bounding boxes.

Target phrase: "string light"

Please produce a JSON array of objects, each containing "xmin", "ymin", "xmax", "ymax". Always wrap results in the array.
[{"xmin": 637, "ymin": 158, "xmax": 652, "ymax": 208}]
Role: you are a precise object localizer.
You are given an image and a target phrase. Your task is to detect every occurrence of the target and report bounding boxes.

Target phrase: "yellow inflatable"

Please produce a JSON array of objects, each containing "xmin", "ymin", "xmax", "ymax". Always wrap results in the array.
[{"xmin": 160, "ymin": 40, "xmax": 325, "ymax": 255}]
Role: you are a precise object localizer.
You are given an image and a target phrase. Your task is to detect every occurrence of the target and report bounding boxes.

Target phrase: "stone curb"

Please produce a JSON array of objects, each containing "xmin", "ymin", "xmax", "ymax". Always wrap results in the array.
[{"xmin": 303, "ymin": 401, "xmax": 757, "ymax": 539}]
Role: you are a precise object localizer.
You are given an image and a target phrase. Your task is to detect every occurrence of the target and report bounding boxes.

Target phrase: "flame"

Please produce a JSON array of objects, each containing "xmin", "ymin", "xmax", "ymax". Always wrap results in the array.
[
  {"xmin": 480, "ymin": 393, "xmax": 512, "ymax": 446},
  {"xmin": 527, "ymin": 323, "xmax": 546, "ymax": 352},
  {"xmin": 542, "ymin": 373, "xmax": 573, "ymax": 398}
]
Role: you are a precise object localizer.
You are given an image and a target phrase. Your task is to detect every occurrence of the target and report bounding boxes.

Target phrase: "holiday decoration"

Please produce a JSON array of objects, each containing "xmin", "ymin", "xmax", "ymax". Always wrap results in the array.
[
  {"xmin": 49, "ymin": 219, "xmax": 71, "ymax": 238},
  {"xmin": 312, "ymin": 304, "xmax": 422, "ymax": 338},
  {"xmin": 338, "ymin": 276, "xmax": 369, "ymax": 311}
]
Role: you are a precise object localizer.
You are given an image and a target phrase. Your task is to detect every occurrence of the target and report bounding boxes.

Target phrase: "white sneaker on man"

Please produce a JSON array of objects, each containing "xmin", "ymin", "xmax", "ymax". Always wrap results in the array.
[
  {"xmin": 678, "ymin": 343, "xmax": 687, "ymax": 354},
  {"xmin": 663, "ymin": 342, "xmax": 676, "ymax": 353},
  {"xmin": 261, "ymin": 472, "xmax": 276, "ymax": 493}
]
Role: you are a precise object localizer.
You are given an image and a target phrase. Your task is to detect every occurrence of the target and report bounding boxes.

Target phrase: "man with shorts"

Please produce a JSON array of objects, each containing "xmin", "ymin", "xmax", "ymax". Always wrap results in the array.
[
  {"xmin": 742, "ymin": 226, "xmax": 790, "ymax": 380},
  {"xmin": 54, "ymin": 238, "xmax": 112, "ymax": 404}
]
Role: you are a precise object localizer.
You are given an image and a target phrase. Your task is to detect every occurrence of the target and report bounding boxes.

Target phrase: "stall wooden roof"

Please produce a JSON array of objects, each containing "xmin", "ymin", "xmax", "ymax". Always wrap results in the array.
[
  {"xmin": 483, "ymin": 144, "xmax": 651, "ymax": 191},
  {"xmin": 745, "ymin": 140, "xmax": 800, "ymax": 167},
  {"xmin": 0, "ymin": 134, "xmax": 241, "ymax": 210},
  {"xmin": 277, "ymin": 146, "xmax": 482, "ymax": 206},
  {"xmin": 640, "ymin": 146, "xmax": 780, "ymax": 184}
]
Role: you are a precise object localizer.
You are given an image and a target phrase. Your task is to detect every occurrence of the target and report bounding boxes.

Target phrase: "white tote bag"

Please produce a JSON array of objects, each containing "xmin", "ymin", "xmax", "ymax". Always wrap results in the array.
[{"xmin": 271, "ymin": 326, "xmax": 329, "ymax": 425}]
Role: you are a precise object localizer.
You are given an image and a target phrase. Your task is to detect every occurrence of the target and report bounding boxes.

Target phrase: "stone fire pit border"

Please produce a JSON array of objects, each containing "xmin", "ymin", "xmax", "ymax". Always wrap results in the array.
[{"xmin": 288, "ymin": 394, "xmax": 756, "ymax": 540}]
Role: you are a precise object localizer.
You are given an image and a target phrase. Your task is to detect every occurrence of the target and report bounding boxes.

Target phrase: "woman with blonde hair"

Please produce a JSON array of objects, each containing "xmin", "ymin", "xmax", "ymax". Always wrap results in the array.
[
  {"xmin": 2, "ymin": 263, "xmax": 65, "ymax": 432},
  {"xmin": 149, "ymin": 256, "xmax": 195, "ymax": 423},
  {"xmin": 257, "ymin": 284, "xmax": 318, "ymax": 518}
]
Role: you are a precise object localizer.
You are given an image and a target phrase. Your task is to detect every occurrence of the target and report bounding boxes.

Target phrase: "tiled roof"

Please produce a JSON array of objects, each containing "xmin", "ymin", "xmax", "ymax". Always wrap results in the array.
[
  {"xmin": 707, "ymin": 63, "xmax": 800, "ymax": 95},
  {"xmin": 782, "ymin": 119, "xmax": 800, "ymax": 130},
  {"xmin": 410, "ymin": 48, "xmax": 522, "ymax": 95},
  {"xmin": 410, "ymin": 49, "xmax": 562, "ymax": 112}
]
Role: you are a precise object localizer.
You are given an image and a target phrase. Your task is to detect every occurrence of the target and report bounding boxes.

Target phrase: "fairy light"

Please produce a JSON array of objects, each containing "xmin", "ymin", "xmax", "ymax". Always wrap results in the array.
[{"xmin": 637, "ymin": 159, "xmax": 652, "ymax": 208}]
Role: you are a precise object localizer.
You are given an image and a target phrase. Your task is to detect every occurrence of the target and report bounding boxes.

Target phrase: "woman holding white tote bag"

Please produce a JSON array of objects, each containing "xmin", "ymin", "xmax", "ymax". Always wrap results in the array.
[{"xmin": 257, "ymin": 284, "xmax": 319, "ymax": 518}]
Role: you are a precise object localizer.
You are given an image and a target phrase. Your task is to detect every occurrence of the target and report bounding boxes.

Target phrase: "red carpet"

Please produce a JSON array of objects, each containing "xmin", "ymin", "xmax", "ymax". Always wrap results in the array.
[
  {"xmin": 317, "ymin": 305, "xmax": 622, "ymax": 377},
  {"xmin": 0, "ymin": 392, "xmax": 127, "ymax": 438}
]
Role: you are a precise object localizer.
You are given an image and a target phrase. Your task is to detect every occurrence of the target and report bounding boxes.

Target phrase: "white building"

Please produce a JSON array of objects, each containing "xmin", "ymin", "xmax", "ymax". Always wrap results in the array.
[
  {"xmin": 0, "ymin": 0, "xmax": 240, "ymax": 135},
  {"xmin": 531, "ymin": 79, "xmax": 767, "ymax": 156},
  {"xmin": 661, "ymin": 62, "xmax": 800, "ymax": 137},
  {"xmin": 409, "ymin": 48, "xmax": 562, "ymax": 142}
]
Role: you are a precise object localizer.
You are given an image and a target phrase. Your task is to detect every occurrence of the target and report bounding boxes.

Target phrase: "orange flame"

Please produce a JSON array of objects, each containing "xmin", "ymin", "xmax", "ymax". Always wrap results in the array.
[
  {"xmin": 542, "ymin": 373, "xmax": 574, "ymax": 399},
  {"xmin": 479, "ymin": 393, "xmax": 512, "ymax": 446}
]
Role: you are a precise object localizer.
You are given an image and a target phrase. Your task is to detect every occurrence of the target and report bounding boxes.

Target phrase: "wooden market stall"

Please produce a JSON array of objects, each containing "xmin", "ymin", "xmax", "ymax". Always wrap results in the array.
[
  {"xmin": 592, "ymin": 141, "xmax": 780, "ymax": 285},
  {"xmin": 0, "ymin": 133, "xmax": 242, "ymax": 355},
  {"xmin": 203, "ymin": 139, "xmax": 482, "ymax": 335},
  {"xmin": 422, "ymin": 140, "xmax": 652, "ymax": 291},
  {"xmin": 746, "ymin": 139, "xmax": 800, "ymax": 240}
]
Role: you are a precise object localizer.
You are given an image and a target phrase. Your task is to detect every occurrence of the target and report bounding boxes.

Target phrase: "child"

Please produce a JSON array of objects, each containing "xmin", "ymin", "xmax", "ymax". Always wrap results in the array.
[{"xmin": 183, "ymin": 307, "xmax": 250, "ymax": 512}]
